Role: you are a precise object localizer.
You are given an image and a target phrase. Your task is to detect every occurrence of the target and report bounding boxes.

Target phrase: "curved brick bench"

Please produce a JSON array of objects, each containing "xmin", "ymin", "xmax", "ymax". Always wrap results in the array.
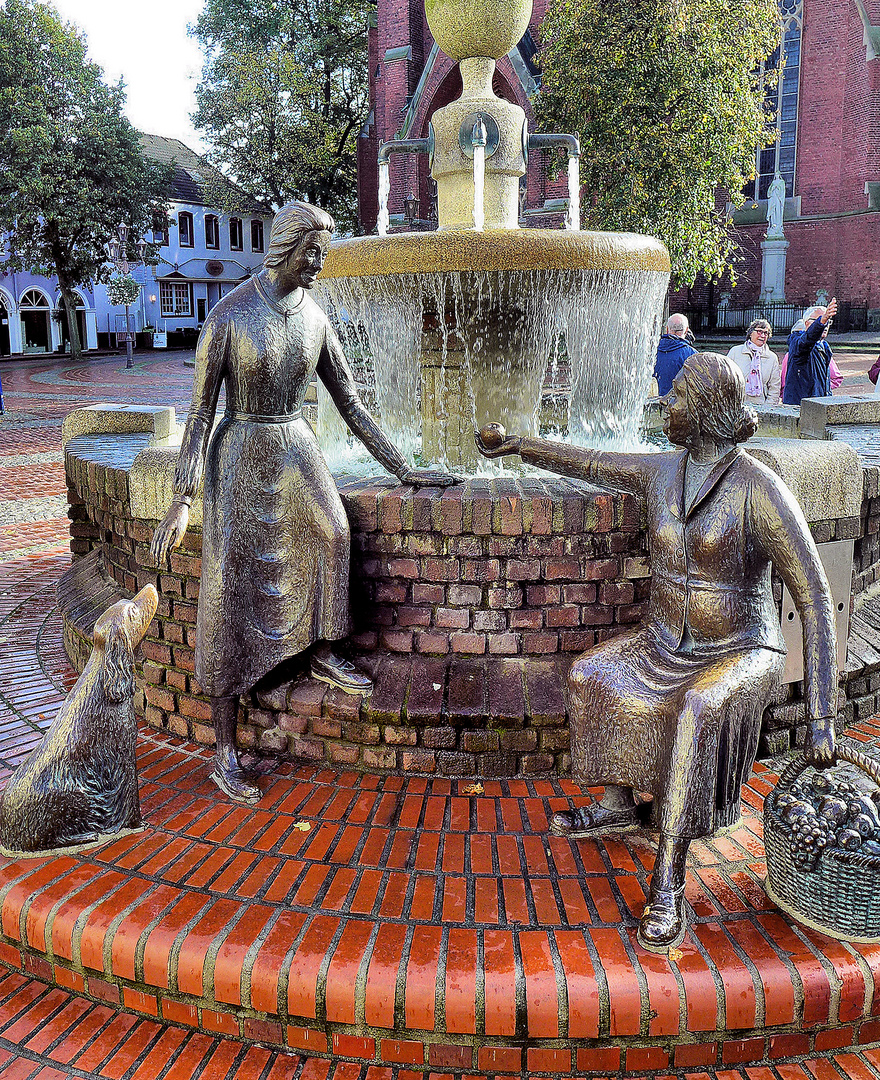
[{"xmin": 3, "ymin": 722, "xmax": 880, "ymax": 1075}]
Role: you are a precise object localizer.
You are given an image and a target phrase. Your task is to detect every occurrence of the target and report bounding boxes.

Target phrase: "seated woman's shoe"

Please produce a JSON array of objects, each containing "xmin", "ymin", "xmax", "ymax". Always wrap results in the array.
[
  {"xmin": 210, "ymin": 764, "xmax": 262, "ymax": 805},
  {"xmin": 310, "ymin": 651, "xmax": 373, "ymax": 695},
  {"xmin": 550, "ymin": 803, "xmax": 639, "ymax": 838},
  {"xmin": 637, "ymin": 885, "xmax": 686, "ymax": 952}
]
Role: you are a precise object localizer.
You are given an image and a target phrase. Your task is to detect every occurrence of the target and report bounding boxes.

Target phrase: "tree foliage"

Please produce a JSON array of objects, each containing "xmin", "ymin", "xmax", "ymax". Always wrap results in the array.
[
  {"xmin": 0, "ymin": 0, "xmax": 169, "ymax": 357},
  {"xmin": 537, "ymin": 0, "xmax": 781, "ymax": 286},
  {"xmin": 191, "ymin": 0, "xmax": 372, "ymax": 233}
]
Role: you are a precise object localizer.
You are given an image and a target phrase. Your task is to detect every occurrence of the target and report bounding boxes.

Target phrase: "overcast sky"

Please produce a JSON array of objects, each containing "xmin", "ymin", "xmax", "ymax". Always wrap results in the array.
[{"xmin": 50, "ymin": 0, "xmax": 208, "ymax": 152}]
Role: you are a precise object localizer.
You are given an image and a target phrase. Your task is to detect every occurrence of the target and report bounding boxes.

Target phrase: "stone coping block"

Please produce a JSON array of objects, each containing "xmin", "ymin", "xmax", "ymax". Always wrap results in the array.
[
  {"xmin": 643, "ymin": 400, "xmax": 800, "ymax": 439},
  {"xmin": 61, "ymin": 403, "xmax": 176, "ymax": 448},
  {"xmin": 800, "ymin": 395, "xmax": 880, "ymax": 439},
  {"xmin": 747, "ymin": 436, "xmax": 863, "ymax": 522},
  {"xmin": 130, "ymin": 441, "xmax": 202, "ymax": 527}
]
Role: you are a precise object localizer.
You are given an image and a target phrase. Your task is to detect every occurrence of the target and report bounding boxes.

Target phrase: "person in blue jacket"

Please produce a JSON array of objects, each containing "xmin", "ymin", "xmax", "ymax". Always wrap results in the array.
[
  {"xmin": 782, "ymin": 297, "xmax": 838, "ymax": 406},
  {"xmin": 653, "ymin": 313, "xmax": 696, "ymax": 396}
]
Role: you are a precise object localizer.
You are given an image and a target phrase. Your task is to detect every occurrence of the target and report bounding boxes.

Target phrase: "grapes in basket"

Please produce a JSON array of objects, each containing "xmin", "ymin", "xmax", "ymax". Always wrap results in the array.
[{"xmin": 774, "ymin": 770, "xmax": 880, "ymax": 868}]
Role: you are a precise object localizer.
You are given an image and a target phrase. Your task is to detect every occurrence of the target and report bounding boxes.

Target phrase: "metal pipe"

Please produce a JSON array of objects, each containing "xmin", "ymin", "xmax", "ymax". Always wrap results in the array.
[
  {"xmin": 377, "ymin": 137, "xmax": 431, "ymax": 163},
  {"xmin": 527, "ymin": 132, "xmax": 581, "ymax": 159}
]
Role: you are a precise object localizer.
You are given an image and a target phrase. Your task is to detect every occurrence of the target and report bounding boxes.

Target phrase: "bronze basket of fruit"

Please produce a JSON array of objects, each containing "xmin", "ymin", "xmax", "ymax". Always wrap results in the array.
[{"xmin": 764, "ymin": 744, "xmax": 880, "ymax": 941}]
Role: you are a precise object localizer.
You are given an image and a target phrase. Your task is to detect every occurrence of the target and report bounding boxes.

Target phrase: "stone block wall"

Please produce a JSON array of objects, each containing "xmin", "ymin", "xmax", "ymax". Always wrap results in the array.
[{"xmin": 855, "ymin": 463, "xmax": 880, "ymax": 595}]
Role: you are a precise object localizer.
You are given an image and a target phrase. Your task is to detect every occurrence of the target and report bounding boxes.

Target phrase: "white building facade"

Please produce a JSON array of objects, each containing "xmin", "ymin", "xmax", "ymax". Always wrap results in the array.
[{"xmin": 0, "ymin": 134, "xmax": 273, "ymax": 357}]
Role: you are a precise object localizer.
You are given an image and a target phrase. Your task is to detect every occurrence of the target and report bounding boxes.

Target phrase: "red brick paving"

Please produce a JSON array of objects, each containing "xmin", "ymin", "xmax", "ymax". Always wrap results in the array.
[
  {"xmin": 4, "ymin": 549, "xmax": 880, "ymax": 1077},
  {"xmin": 1, "ymin": 975, "xmax": 880, "ymax": 1077},
  {"xmin": 0, "ymin": 351, "xmax": 195, "ymax": 561},
  {"xmin": 4, "ymin": 354, "xmax": 880, "ymax": 1075}
]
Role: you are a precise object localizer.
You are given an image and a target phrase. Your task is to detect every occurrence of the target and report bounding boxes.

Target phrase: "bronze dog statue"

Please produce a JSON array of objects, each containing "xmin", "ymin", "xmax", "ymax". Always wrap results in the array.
[{"xmin": 0, "ymin": 584, "xmax": 158, "ymax": 855}]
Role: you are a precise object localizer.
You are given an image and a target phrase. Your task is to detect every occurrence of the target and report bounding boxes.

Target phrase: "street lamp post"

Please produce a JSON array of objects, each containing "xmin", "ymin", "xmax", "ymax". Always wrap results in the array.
[{"xmin": 106, "ymin": 223, "xmax": 146, "ymax": 369}]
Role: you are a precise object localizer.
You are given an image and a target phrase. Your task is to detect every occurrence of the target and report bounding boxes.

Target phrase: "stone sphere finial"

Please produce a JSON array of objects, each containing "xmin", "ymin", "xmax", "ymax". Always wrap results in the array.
[{"xmin": 425, "ymin": 0, "xmax": 533, "ymax": 61}]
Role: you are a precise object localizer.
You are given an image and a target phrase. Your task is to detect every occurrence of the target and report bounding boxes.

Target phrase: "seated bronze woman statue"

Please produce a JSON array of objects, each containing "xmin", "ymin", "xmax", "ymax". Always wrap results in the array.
[{"xmin": 476, "ymin": 352, "xmax": 837, "ymax": 951}]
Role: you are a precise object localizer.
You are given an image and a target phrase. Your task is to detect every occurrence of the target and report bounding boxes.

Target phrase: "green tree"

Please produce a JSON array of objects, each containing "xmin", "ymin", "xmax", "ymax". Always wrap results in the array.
[
  {"xmin": 0, "ymin": 0, "xmax": 169, "ymax": 358},
  {"xmin": 537, "ymin": 0, "xmax": 781, "ymax": 286},
  {"xmin": 191, "ymin": 0, "xmax": 372, "ymax": 233}
]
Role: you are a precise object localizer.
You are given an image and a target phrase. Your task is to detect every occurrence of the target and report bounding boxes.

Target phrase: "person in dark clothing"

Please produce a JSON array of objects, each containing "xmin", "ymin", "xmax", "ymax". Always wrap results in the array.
[
  {"xmin": 782, "ymin": 297, "xmax": 838, "ymax": 406},
  {"xmin": 653, "ymin": 314, "xmax": 696, "ymax": 396}
]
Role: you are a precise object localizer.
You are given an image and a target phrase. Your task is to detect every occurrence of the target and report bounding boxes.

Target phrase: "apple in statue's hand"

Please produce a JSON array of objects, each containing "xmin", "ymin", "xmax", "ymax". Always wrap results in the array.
[{"xmin": 479, "ymin": 423, "xmax": 506, "ymax": 450}]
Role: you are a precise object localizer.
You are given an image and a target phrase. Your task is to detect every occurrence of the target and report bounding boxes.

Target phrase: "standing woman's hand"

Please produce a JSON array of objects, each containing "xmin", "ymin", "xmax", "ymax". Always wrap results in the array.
[{"xmin": 150, "ymin": 496, "xmax": 190, "ymax": 563}]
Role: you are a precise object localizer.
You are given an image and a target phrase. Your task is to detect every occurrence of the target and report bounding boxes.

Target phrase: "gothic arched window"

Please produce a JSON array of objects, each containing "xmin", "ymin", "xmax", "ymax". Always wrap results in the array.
[{"xmin": 745, "ymin": 0, "xmax": 803, "ymax": 200}]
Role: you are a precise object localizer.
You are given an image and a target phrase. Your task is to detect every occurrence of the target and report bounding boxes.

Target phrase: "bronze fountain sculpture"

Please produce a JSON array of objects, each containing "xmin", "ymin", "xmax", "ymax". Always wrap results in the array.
[
  {"xmin": 477, "ymin": 352, "xmax": 839, "ymax": 950},
  {"xmin": 150, "ymin": 202, "xmax": 456, "ymax": 804}
]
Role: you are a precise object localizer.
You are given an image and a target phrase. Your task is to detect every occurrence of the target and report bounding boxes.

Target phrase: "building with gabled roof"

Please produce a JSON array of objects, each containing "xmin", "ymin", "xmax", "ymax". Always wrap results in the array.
[
  {"xmin": 0, "ymin": 134, "xmax": 273, "ymax": 357},
  {"xmin": 128, "ymin": 134, "xmax": 273, "ymax": 343}
]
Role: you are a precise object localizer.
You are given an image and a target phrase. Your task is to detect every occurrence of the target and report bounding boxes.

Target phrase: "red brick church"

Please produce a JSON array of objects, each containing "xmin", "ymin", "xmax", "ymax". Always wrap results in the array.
[
  {"xmin": 357, "ymin": 0, "xmax": 567, "ymax": 232},
  {"xmin": 357, "ymin": 0, "xmax": 880, "ymax": 327}
]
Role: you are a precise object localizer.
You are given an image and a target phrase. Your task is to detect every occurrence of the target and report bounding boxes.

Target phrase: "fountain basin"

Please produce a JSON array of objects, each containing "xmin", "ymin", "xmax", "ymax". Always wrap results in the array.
[
  {"xmin": 319, "ymin": 230, "xmax": 671, "ymax": 470},
  {"xmin": 321, "ymin": 228, "xmax": 670, "ymax": 277}
]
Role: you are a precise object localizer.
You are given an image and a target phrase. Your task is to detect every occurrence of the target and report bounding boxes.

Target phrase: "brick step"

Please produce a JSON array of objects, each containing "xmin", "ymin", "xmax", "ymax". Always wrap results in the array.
[
  {"xmin": 11, "ymin": 547, "xmax": 880, "ymax": 1077},
  {"xmin": 3, "ymin": 972, "xmax": 880, "ymax": 1079},
  {"xmin": 4, "ymin": 723, "xmax": 880, "ymax": 1073}
]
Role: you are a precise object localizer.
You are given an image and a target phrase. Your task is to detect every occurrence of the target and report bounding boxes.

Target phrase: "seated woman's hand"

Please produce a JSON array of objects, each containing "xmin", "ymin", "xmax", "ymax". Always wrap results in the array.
[
  {"xmin": 475, "ymin": 423, "xmax": 522, "ymax": 459},
  {"xmin": 397, "ymin": 467, "xmax": 461, "ymax": 488},
  {"xmin": 804, "ymin": 715, "xmax": 837, "ymax": 769}
]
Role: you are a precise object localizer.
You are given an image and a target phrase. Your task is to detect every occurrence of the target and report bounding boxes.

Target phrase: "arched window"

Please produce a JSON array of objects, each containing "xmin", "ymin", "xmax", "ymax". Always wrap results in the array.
[
  {"xmin": 151, "ymin": 211, "xmax": 169, "ymax": 246},
  {"xmin": 178, "ymin": 211, "xmax": 194, "ymax": 247},
  {"xmin": 229, "ymin": 217, "xmax": 243, "ymax": 251},
  {"xmin": 205, "ymin": 214, "xmax": 220, "ymax": 249},
  {"xmin": 20, "ymin": 288, "xmax": 50, "ymax": 308},
  {"xmin": 745, "ymin": 0, "xmax": 802, "ymax": 200},
  {"xmin": 19, "ymin": 288, "xmax": 52, "ymax": 352}
]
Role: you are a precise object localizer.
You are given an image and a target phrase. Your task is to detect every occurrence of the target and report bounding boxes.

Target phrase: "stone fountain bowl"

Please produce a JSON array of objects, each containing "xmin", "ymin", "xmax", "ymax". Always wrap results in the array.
[
  {"xmin": 320, "ymin": 227, "xmax": 671, "ymax": 278},
  {"xmin": 318, "ymin": 229, "xmax": 671, "ymax": 469}
]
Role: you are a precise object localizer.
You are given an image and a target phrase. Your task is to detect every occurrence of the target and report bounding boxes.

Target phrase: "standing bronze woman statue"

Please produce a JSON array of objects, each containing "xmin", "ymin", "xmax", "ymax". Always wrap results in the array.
[
  {"xmin": 477, "ymin": 352, "xmax": 838, "ymax": 951},
  {"xmin": 151, "ymin": 202, "xmax": 456, "ymax": 803}
]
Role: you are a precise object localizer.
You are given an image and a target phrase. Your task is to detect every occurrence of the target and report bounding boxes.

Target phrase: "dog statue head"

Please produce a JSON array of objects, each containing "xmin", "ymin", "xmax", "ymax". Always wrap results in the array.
[{"xmin": 92, "ymin": 584, "xmax": 159, "ymax": 703}]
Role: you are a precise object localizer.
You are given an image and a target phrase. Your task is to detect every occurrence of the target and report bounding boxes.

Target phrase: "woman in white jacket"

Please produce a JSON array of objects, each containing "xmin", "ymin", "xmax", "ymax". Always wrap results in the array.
[{"xmin": 726, "ymin": 319, "xmax": 782, "ymax": 405}]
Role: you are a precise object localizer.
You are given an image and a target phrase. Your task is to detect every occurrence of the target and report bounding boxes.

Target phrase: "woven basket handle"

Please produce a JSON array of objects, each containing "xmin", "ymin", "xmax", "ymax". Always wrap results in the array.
[{"xmin": 773, "ymin": 743, "xmax": 880, "ymax": 799}]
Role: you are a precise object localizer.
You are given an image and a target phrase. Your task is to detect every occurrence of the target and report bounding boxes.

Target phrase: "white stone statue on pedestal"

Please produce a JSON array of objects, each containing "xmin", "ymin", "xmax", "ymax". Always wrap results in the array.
[
  {"xmin": 766, "ymin": 173, "xmax": 786, "ymax": 238},
  {"xmin": 760, "ymin": 173, "xmax": 789, "ymax": 300}
]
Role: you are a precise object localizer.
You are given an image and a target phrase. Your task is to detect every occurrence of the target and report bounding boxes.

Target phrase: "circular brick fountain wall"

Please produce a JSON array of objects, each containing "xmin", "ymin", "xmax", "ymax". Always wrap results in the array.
[
  {"xmin": 61, "ymin": 419, "xmax": 649, "ymax": 778},
  {"xmin": 60, "ymin": 404, "xmax": 877, "ymax": 778}
]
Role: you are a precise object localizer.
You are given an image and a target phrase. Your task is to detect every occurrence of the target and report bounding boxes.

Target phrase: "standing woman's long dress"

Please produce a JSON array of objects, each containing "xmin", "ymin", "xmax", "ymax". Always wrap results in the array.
[{"xmin": 171, "ymin": 276, "xmax": 405, "ymax": 699}]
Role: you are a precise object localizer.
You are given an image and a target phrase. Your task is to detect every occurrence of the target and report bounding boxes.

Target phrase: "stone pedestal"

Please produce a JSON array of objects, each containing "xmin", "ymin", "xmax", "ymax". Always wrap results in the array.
[{"xmin": 759, "ymin": 235, "xmax": 789, "ymax": 301}]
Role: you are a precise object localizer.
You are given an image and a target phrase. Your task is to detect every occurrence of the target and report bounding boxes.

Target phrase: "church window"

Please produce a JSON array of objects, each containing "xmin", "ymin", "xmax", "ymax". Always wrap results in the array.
[{"xmin": 745, "ymin": 0, "xmax": 802, "ymax": 200}]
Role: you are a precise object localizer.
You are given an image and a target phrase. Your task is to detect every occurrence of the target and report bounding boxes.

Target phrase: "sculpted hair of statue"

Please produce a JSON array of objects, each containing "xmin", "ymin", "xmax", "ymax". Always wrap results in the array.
[
  {"xmin": 681, "ymin": 351, "xmax": 759, "ymax": 445},
  {"xmin": 264, "ymin": 202, "xmax": 335, "ymax": 270}
]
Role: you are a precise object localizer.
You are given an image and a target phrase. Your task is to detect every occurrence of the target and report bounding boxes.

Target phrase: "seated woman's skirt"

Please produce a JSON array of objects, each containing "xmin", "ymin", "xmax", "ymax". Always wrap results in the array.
[{"xmin": 567, "ymin": 625, "xmax": 785, "ymax": 838}]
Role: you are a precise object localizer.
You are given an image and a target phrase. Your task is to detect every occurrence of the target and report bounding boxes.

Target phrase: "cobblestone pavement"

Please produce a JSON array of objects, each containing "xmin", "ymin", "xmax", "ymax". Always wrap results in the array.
[{"xmin": 0, "ymin": 350, "xmax": 195, "ymax": 560}]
